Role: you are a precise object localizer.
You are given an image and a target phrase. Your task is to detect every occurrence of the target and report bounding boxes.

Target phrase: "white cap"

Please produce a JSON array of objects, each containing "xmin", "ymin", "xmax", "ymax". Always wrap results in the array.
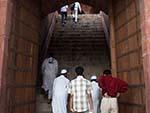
[
  {"xmin": 90, "ymin": 75, "xmax": 97, "ymax": 80},
  {"xmin": 61, "ymin": 69, "xmax": 67, "ymax": 74}
]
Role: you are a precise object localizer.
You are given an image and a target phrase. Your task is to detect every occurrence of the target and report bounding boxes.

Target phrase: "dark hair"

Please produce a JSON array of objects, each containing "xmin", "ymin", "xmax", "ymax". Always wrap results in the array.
[
  {"xmin": 91, "ymin": 79, "xmax": 97, "ymax": 82},
  {"xmin": 46, "ymin": 53, "xmax": 54, "ymax": 58},
  {"xmin": 103, "ymin": 69, "xmax": 111, "ymax": 75},
  {"xmin": 75, "ymin": 66, "xmax": 84, "ymax": 75}
]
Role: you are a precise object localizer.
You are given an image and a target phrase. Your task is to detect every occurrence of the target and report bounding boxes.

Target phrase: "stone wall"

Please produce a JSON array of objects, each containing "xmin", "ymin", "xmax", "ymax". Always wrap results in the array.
[
  {"xmin": 139, "ymin": 0, "xmax": 150, "ymax": 113},
  {"xmin": 4, "ymin": 0, "xmax": 41, "ymax": 113},
  {"xmin": 0, "ymin": 0, "xmax": 13, "ymax": 113},
  {"xmin": 112, "ymin": 0, "xmax": 145, "ymax": 113}
]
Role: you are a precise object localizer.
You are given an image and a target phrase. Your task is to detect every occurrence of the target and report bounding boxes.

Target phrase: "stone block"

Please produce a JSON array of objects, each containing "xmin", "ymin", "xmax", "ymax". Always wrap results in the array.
[
  {"xmin": 129, "ymin": 70, "xmax": 141, "ymax": 85},
  {"xmin": 127, "ymin": 2, "xmax": 136, "ymax": 20},
  {"xmin": 120, "ymin": 87, "xmax": 143, "ymax": 104},
  {"xmin": 114, "ymin": 0, "xmax": 126, "ymax": 15},
  {"xmin": 128, "ymin": 35, "xmax": 138, "ymax": 51},
  {"xmin": 129, "ymin": 51, "xmax": 140, "ymax": 68},
  {"xmin": 117, "ymin": 10, "xmax": 126, "ymax": 27},
  {"xmin": 144, "ymin": 0, "xmax": 150, "ymax": 12},
  {"xmin": 117, "ymin": 25, "xmax": 127, "ymax": 41},
  {"xmin": 0, "ymin": 2, "xmax": 7, "ymax": 35},
  {"xmin": 20, "ymin": 6, "xmax": 40, "ymax": 31},
  {"xmin": 127, "ymin": 18, "xmax": 137, "ymax": 36},
  {"xmin": 144, "ymin": 21, "xmax": 150, "ymax": 36}
]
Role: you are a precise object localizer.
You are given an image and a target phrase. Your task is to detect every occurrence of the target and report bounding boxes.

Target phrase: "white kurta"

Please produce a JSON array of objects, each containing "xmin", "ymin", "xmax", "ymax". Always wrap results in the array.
[
  {"xmin": 41, "ymin": 57, "xmax": 58, "ymax": 99},
  {"xmin": 91, "ymin": 81, "xmax": 102, "ymax": 113},
  {"xmin": 52, "ymin": 75, "xmax": 70, "ymax": 113}
]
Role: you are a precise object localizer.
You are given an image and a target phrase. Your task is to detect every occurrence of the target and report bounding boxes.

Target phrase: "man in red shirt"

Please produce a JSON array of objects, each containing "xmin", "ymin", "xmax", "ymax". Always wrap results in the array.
[{"xmin": 97, "ymin": 69, "xmax": 128, "ymax": 113}]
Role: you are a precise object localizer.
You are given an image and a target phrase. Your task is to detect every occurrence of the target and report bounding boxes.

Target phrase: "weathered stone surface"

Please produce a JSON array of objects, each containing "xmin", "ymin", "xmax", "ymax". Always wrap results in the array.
[
  {"xmin": 140, "ymin": 0, "xmax": 150, "ymax": 113},
  {"xmin": 0, "ymin": 1, "xmax": 9, "ymax": 113}
]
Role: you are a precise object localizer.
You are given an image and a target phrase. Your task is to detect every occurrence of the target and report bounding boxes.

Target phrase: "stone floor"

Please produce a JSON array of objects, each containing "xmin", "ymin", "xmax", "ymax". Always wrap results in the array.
[{"xmin": 36, "ymin": 90, "xmax": 52, "ymax": 113}]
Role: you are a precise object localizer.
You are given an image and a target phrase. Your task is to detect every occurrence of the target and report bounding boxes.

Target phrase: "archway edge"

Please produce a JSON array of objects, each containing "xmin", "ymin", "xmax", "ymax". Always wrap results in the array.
[{"xmin": 41, "ymin": 0, "xmax": 107, "ymax": 16}]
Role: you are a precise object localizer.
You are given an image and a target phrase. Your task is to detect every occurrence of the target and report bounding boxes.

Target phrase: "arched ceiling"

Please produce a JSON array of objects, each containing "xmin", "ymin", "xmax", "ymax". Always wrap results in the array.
[{"xmin": 41, "ymin": 0, "xmax": 108, "ymax": 16}]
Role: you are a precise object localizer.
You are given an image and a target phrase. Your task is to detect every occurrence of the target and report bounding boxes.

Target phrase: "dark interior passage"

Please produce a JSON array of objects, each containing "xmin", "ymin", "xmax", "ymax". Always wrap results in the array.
[{"xmin": 44, "ymin": 14, "xmax": 110, "ymax": 79}]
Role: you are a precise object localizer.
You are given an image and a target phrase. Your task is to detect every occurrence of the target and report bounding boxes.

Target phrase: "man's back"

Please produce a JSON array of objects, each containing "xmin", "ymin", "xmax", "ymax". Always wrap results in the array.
[
  {"xmin": 53, "ymin": 75, "xmax": 69, "ymax": 97},
  {"xmin": 52, "ymin": 70, "xmax": 70, "ymax": 113},
  {"xmin": 68, "ymin": 76, "xmax": 92, "ymax": 112},
  {"xmin": 98, "ymin": 75, "xmax": 128, "ymax": 97},
  {"xmin": 74, "ymin": 2, "xmax": 81, "ymax": 12},
  {"xmin": 91, "ymin": 81, "xmax": 101, "ymax": 101},
  {"xmin": 60, "ymin": 5, "xmax": 68, "ymax": 12}
]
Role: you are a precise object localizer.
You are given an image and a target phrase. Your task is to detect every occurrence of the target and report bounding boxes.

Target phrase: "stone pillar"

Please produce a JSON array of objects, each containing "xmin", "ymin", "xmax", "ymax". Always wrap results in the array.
[
  {"xmin": 0, "ymin": 0, "xmax": 13, "ymax": 113},
  {"xmin": 108, "ymin": 0, "xmax": 117, "ymax": 76},
  {"xmin": 140, "ymin": 0, "xmax": 150, "ymax": 113}
]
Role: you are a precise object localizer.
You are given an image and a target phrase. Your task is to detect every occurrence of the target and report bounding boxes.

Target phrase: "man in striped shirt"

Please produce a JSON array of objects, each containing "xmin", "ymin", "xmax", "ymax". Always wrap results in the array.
[{"xmin": 68, "ymin": 66, "xmax": 93, "ymax": 113}]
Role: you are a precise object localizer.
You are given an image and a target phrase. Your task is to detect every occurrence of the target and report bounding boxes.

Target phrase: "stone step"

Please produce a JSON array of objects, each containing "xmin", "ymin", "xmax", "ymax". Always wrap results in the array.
[
  {"xmin": 36, "ymin": 94, "xmax": 51, "ymax": 113},
  {"xmin": 56, "ymin": 21, "xmax": 102, "ymax": 25},
  {"xmin": 49, "ymin": 45, "xmax": 107, "ymax": 48},
  {"xmin": 51, "ymin": 49, "xmax": 104, "ymax": 55},
  {"xmin": 49, "ymin": 47, "xmax": 107, "ymax": 51},
  {"xmin": 50, "ymin": 41, "xmax": 107, "ymax": 45},
  {"xmin": 49, "ymin": 47, "xmax": 107, "ymax": 50},
  {"xmin": 56, "ymin": 17, "xmax": 102, "ymax": 22},
  {"xmin": 54, "ymin": 29, "xmax": 103, "ymax": 32},
  {"xmin": 55, "ymin": 25, "xmax": 103, "ymax": 30},
  {"xmin": 57, "ymin": 14, "xmax": 102, "ymax": 17},
  {"xmin": 56, "ymin": 14, "xmax": 102, "ymax": 22},
  {"xmin": 52, "ymin": 37, "xmax": 105, "ymax": 40},
  {"xmin": 54, "ymin": 31, "xmax": 104, "ymax": 35},
  {"xmin": 47, "ymin": 52, "xmax": 106, "ymax": 56},
  {"xmin": 51, "ymin": 40, "xmax": 106, "ymax": 43},
  {"xmin": 50, "ymin": 42, "xmax": 105, "ymax": 46},
  {"xmin": 53, "ymin": 36, "xmax": 105, "ymax": 40}
]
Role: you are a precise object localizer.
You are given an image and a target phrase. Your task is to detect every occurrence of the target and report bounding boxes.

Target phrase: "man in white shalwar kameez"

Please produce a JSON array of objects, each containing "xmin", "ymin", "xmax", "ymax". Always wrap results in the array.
[
  {"xmin": 91, "ymin": 75, "xmax": 102, "ymax": 113},
  {"xmin": 72, "ymin": 2, "xmax": 82, "ymax": 23},
  {"xmin": 52, "ymin": 69, "xmax": 70, "ymax": 113},
  {"xmin": 41, "ymin": 57, "xmax": 58, "ymax": 100}
]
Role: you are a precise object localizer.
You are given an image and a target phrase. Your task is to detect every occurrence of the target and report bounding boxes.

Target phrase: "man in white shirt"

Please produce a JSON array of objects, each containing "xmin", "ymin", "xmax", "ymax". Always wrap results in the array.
[
  {"xmin": 60, "ymin": 5, "xmax": 68, "ymax": 25},
  {"xmin": 72, "ymin": 2, "xmax": 82, "ymax": 23},
  {"xmin": 91, "ymin": 75, "xmax": 102, "ymax": 113},
  {"xmin": 41, "ymin": 56, "xmax": 58, "ymax": 101},
  {"xmin": 52, "ymin": 69, "xmax": 70, "ymax": 113}
]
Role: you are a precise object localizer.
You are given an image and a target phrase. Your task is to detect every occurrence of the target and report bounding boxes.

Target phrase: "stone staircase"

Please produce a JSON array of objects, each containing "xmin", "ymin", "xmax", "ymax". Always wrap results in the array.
[
  {"xmin": 36, "ymin": 89, "xmax": 52, "ymax": 113},
  {"xmin": 49, "ymin": 14, "xmax": 110, "ymax": 78},
  {"xmin": 36, "ymin": 14, "xmax": 110, "ymax": 113}
]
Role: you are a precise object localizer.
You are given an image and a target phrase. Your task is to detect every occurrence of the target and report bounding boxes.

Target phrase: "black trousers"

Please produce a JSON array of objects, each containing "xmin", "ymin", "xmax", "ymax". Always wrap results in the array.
[{"xmin": 61, "ymin": 12, "xmax": 67, "ymax": 23}]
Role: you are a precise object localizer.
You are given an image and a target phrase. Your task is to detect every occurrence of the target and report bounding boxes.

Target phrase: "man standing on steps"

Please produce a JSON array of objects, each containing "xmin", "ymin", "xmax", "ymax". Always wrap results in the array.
[
  {"xmin": 97, "ymin": 69, "xmax": 128, "ymax": 113},
  {"xmin": 91, "ymin": 75, "xmax": 102, "ymax": 113},
  {"xmin": 52, "ymin": 69, "xmax": 70, "ymax": 113},
  {"xmin": 41, "ymin": 55, "xmax": 58, "ymax": 103},
  {"xmin": 72, "ymin": 2, "xmax": 82, "ymax": 23},
  {"xmin": 60, "ymin": 4, "xmax": 68, "ymax": 26},
  {"xmin": 68, "ymin": 66, "xmax": 93, "ymax": 113}
]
